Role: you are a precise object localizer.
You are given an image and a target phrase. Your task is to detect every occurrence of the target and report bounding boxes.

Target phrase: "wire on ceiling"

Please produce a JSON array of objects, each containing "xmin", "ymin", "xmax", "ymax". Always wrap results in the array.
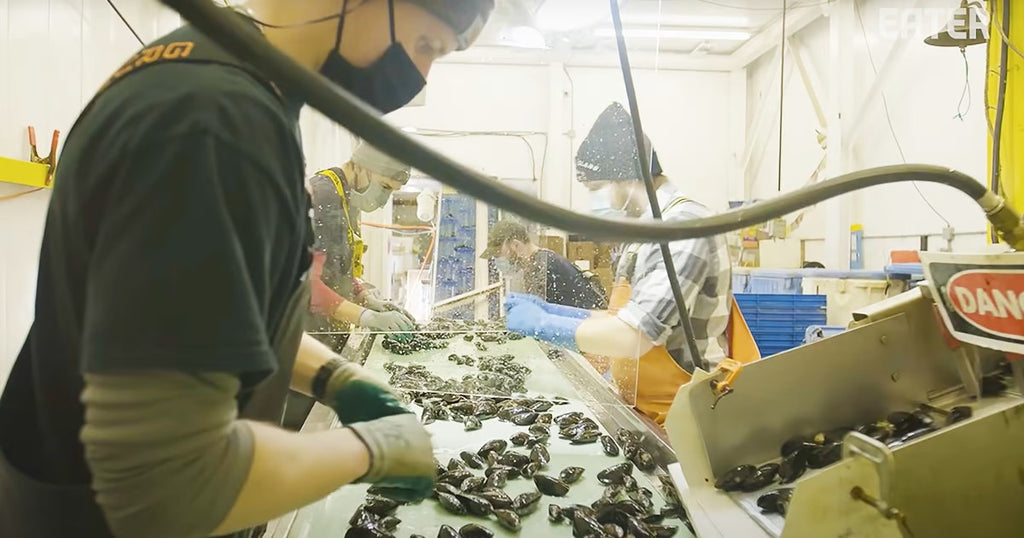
[
  {"xmin": 854, "ymin": 1, "xmax": 951, "ymax": 229},
  {"xmin": 408, "ymin": 129, "xmax": 547, "ymax": 183},
  {"xmin": 953, "ymin": 48, "xmax": 971, "ymax": 120},
  {"xmin": 106, "ymin": 0, "xmax": 145, "ymax": 46}
]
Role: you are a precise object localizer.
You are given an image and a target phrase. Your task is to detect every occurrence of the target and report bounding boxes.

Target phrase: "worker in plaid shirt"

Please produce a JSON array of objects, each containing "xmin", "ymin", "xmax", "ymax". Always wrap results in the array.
[{"xmin": 505, "ymin": 102, "xmax": 733, "ymax": 424}]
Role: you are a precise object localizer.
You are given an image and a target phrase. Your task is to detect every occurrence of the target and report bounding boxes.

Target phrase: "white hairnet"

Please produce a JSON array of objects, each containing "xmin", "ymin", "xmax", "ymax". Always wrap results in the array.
[{"xmin": 350, "ymin": 141, "xmax": 411, "ymax": 183}]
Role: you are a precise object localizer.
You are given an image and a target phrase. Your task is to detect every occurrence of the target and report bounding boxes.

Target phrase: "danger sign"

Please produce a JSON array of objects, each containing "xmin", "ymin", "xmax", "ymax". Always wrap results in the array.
[{"xmin": 923, "ymin": 252, "xmax": 1024, "ymax": 354}]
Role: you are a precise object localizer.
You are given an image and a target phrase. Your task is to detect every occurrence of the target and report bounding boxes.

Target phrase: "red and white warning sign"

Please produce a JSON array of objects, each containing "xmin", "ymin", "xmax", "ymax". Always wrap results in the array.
[{"xmin": 923, "ymin": 252, "xmax": 1024, "ymax": 353}]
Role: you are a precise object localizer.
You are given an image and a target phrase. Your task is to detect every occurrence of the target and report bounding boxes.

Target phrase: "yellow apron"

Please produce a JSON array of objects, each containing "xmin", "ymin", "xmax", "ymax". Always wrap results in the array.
[
  {"xmin": 596, "ymin": 198, "xmax": 761, "ymax": 424},
  {"xmin": 318, "ymin": 168, "xmax": 365, "ymax": 279}
]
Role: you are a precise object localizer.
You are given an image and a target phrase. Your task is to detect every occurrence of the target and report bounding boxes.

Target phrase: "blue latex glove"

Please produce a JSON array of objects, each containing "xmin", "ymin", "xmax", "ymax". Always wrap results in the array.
[
  {"xmin": 506, "ymin": 292, "xmax": 593, "ymax": 319},
  {"xmin": 506, "ymin": 301, "xmax": 583, "ymax": 352}
]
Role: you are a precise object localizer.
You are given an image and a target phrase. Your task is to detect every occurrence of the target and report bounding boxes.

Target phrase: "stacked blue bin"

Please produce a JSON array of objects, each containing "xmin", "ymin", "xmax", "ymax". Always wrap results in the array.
[
  {"xmin": 435, "ymin": 194, "xmax": 476, "ymax": 319},
  {"xmin": 735, "ymin": 294, "xmax": 826, "ymax": 356}
]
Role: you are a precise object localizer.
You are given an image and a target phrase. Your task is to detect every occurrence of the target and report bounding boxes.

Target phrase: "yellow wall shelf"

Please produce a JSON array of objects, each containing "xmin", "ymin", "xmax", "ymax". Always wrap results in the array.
[{"xmin": 0, "ymin": 156, "xmax": 51, "ymax": 189}]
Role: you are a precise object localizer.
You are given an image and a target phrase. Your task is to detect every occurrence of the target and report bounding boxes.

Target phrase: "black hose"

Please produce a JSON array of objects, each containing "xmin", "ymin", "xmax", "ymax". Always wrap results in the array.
[
  {"xmin": 158, "ymin": 0, "xmax": 989, "ymax": 244},
  {"xmin": 608, "ymin": 0, "xmax": 705, "ymax": 371}
]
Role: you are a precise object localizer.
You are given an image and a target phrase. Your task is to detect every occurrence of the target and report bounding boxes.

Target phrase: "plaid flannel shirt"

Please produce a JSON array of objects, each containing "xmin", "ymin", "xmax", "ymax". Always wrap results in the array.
[{"xmin": 615, "ymin": 185, "xmax": 732, "ymax": 372}]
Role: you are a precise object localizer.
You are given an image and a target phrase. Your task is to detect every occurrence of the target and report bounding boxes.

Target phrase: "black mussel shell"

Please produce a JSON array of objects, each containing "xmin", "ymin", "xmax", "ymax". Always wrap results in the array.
[
  {"xmin": 548, "ymin": 504, "xmax": 565, "ymax": 523},
  {"xmin": 498, "ymin": 452, "xmax": 531, "ymax": 468},
  {"xmin": 364, "ymin": 496, "xmax": 401, "ymax": 517},
  {"xmin": 739, "ymin": 463, "xmax": 779, "ymax": 493},
  {"xmin": 348, "ymin": 505, "xmax": 373, "ymax": 527},
  {"xmin": 438, "ymin": 492, "xmax": 468, "ymax": 515},
  {"xmin": 630, "ymin": 447, "xmax": 657, "ymax": 472},
  {"xmin": 565, "ymin": 504, "xmax": 596, "ymax": 521},
  {"xmin": 604, "ymin": 523, "xmax": 626, "ymax": 538},
  {"xmin": 440, "ymin": 469, "xmax": 473, "ymax": 486},
  {"xmin": 486, "ymin": 452, "xmax": 499, "ymax": 467},
  {"xmin": 499, "ymin": 406, "xmax": 530, "ymax": 421},
  {"xmin": 512, "ymin": 490, "xmax": 542, "ymax": 512},
  {"xmin": 614, "ymin": 499, "xmax": 646, "ymax": 518},
  {"xmin": 779, "ymin": 452, "xmax": 807, "ymax": 484},
  {"xmin": 378, "ymin": 516, "xmax": 400, "ymax": 531},
  {"xmin": 447, "ymin": 458, "xmax": 466, "ymax": 471},
  {"xmin": 435, "ymin": 483, "xmax": 462, "ymax": 497},
  {"xmin": 806, "ymin": 442, "xmax": 842, "ymax": 469},
  {"xmin": 434, "ymin": 461, "xmax": 446, "ymax": 477},
  {"xmin": 598, "ymin": 462, "xmax": 635, "ymax": 485},
  {"xmin": 617, "ymin": 428, "xmax": 643, "ymax": 446},
  {"xmin": 639, "ymin": 487, "xmax": 653, "ymax": 499},
  {"xmin": 494, "ymin": 509, "xmax": 522, "ymax": 531},
  {"xmin": 526, "ymin": 434, "xmax": 549, "ymax": 447},
  {"xmin": 601, "ymin": 435, "xmax": 620, "ymax": 456},
  {"xmin": 532, "ymin": 400, "xmax": 554, "ymax": 412},
  {"xmin": 464, "ymin": 415, "xmax": 483, "ymax": 431},
  {"xmin": 570, "ymin": 429, "xmax": 601, "ymax": 445},
  {"xmin": 422, "ymin": 412, "xmax": 436, "ymax": 425},
  {"xmin": 521, "ymin": 461, "xmax": 540, "ymax": 478},
  {"xmin": 947, "ymin": 405, "xmax": 972, "ymax": 425},
  {"xmin": 530, "ymin": 444, "xmax": 551, "ymax": 466},
  {"xmin": 981, "ymin": 373, "xmax": 1009, "ymax": 396},
  {"xmin": 460, "ymin": 476, "xmax": 485, "ymax": 493},
  {"xmin": 460, "ymin": 451, "xmax": 486, "ymax": 470},
  {"xmin": 511, "ymin": 412, "xmax": 539, "ymax": 426},
  {"xmin": 485, "ymin": 464, "xmax": 519, "ymax": 479},
  {"xmin": 560, "ymin": 466, "xmax": 585, "ymax": 484},
  {"xmin": 458, "ymin": 523, "xmax": 493, "ymax": 538},
  {"xmin": 457, "ymin": 494, "xmax": 493, "ymax": 517},
  {"xmin": 602, "ymin": 485, "xmax": 624, "ymax": 503},
  {"xmin": 887, "ymin": 426, "xmax": 937, "ymax": 447},
  {"xmin": 536, "ymin": 413, "xmax": 553, "ymax": 425},
  {"xmin": 622, "ymin": 474, "xmax": 638, "ymax": 492},
  {"xmin": 344, "ymin": 526, "xmax": 391, "ymax": 538},
  {"xmin": 627, "ymin": 517, "xmax": 654, "ymax": 538},
  {"xmin": 534, "ymin": 474, "xmax": 570, "ymax": 496},
  {"xmin": 757, "ymin": 487, "xmax": 794, "ymax": 515},
  {"xmin": 463, "ymin": 333, "xmax": 475, "ymax": 341},
  {"xmin": 485, "ymin": 470, "xmax": 508, "ymax": 488},
  {"xmin": 642, "ymin": 513, "xmax": 666, "ymax": 525},
  {"xmin": 412, "ymin": 535, "xmax": 426, "ymax": 538},
  {"xmin": 475, "ymin": 401, "xmax": 498, "ymax": 418},
  {"xmin": 714, "ymin": 464, "xmax": 756, "ymax": 492},
  {"xmin": 451, "ymin": 401, "xmax": 476, "ymax": 415},
  {"xmin": 649, "ymin": 524, "xmax": 679, "ymax": 538},
  {"xmin": 780, "ymin": 435, "xmax": 812, "ymax": 458},
  {"xmin": 529, "ymin": 423, "xmax": 551, "ymax": 436},
  {"xmin": 856, "ymin": 422, "xmax": 892, "ymax": 442},
  {"xmin": 510, "ymin": 432, "xmax": 531, "ymax": 446},
  {"xmin": 573, "ymin": 513, "xmax": 604, "ymax": 537},
  {"xmin": 437, "ymin": 524, "xmax": 459, "ymax": 538},
  {"xmin": 554, "ymin": 411, "xmax": 584, "ymax": 426},
  {"xmin": 886, "ymin": 411, "xmax": 914, "ymax": 430},
  {"xmin": 478, "ymin": 439, "xmax": 508, "ymax": 458},
  {"xmin": 628, "ymin": 490, "xmax": 654, "ymax": 513},
  {"xmin": 478, "ymin": 488, "xmax": 514, "ymax": 509}
]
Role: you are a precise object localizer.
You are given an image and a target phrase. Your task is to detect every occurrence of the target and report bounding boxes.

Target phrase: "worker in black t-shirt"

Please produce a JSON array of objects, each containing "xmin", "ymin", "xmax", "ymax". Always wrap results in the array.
[
  {"xmin": 0, "ymin": 2, "xmax": 494, "ymax": 538},
  {"xmin": 481, "ymin": 219, "xmax": 607, "ymax": 310}
]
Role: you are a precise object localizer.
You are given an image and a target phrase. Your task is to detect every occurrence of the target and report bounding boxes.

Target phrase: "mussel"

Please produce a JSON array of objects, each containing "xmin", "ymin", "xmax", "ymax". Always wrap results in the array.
[
  {"xmin": 464, "ymin": 415, "xmax": 482, "ymax": 431},
  {"xmin": 573, "ymin": 512, "xmax": 605, "ymax": 537},
  {"xmin": 484, "ymin": 470, "xmax": 508, "ymax": 488},
  {"xmin": 493, "ymin": 509, "xmax": 521, "ymax": 531},
  {"xmin": 477, "ymin": 488, "xmax": 513, "ymax": 509},
  {"xmin": 554, "ymin": 411, "xmax": 583, "ymax": 426},
  {"xmin": 649, "ymin": 524, "xmax": 679, "ymax": 538},
  {"xmin": 947, "ymin": 405, "xmax": 972, "ymax": 425},
  {"xmin": 460, "ymin": 476, "xmax": 485, "ymax": 493},
  {"xmin": 377, "ymin": 516, "xmax": 400, "ymax": 532},
  {"xmin": 509, "ymin": 432, "xmax": 531, "ymax": 446},
  {"xmin": 604, "ymin": 523, "xmax": 626, "ymax": 538},
  {"xmin": 439, "ymin": 469, "xmax": 473, "ymax": 486},
  {"xmin": 601, "ymin": 435, "xmax": 620, "ymax": 456},
  {"xmin": 348, "ymin": 505, "xmax": 373, "ymax": 527},
  {"xmin": 459, "ymin": 523, "xmax": 493, "ymax": 538},
  {"xmin": 598, "ymin": 462, "xmax": 635, "ymax": 485},
  {"xmin": 530, "ymin": 445, "xmax": 550, "ymax": 466},
  {"xmin": 512, "ymin": 490, "xmax": 542, "ymax": 513},
  {"xmin": 344, "ymin": 526, "xmax": 391, "ymax": 538},
  {"xmin": 617, "ymin": 428, "xmax": 643, "ymax": 446},
  {"xmin": 437, "ymin": 524, "xmax": 459, "ymax": 538},
  {"xmin": 739, "ymin": 463, "xmax": 780, "ymax": 493},
  {"xmin": 534, "ymin": 474, "xmax": 570, "ymax": 496},
  {"xmin": 714, "ymin": 464, "xmax": 756, "ymax": 492},
  {"xmin": 627, "ymin": 517, "xmax": 654, "ymax": 538},
  {"xmin": 485, "ymin": 464, "xmax": 519, "ymax": 479},
  {"xmin": 457, "ymin": 494, "xmax": 493, "ymax": 517},
  {"xmin": 532, "ymin": 400, "xmax": 554, "ymax": 412},
  {"xmin": 363, "ymin": 496, "xmax": 400, "ymax": 517},
  {"xmin": 447, "ymin": 459, "xmax": 465, "ymax": 472},
  {"xmin": 805, "ymin": 442, "xmax": 842, "ymax": 469},
  {"xmin": 437, "ymin": 492, "xmax": 467, "ymax": 515},
  {"xmin": 630, "ymin": 446, "xmax": 657, "ymax": 472},
  {"xmin": 778, "ymin": 451, "xmax": 807, "ymax": 484},
  {"xmin": 497, "ymin": 452, "xmax": 531, "ymax": 468},
  {"xmin": 511, "ymin": 412, "xmax": 539, "ymax": 426},
  {"xmin": 477, "ymin": 439, "xmax": 508, "ymax": 458},
  {"xmin": 529, "ymin": 423, "xmax": 550, "ymax": 437},
  {"xmin": 548, "ymin": 504, "xmax": 565, "ymax": 523},
  {"xmin": 757, "ymin": 487, "xmax": 794, "ymax": 516},
  {"xmin": 570, "ymin": 428, "xmax": 601, "ymax": 445},
  {"xmin": 521, "ymin": 461, "xmax": 540, "ymax": 478},
  {"xmin": 460, "ymin": 451, "xmax": 486, "ymax": 470},
  {"xmin": 559, "ymin": 466, "xmax": 585, "ymax": 484}
]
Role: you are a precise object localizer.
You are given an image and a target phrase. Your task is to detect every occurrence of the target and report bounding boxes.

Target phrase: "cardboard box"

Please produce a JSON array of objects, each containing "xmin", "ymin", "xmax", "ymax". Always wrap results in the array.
[
  {"xmin": 567, "ymin": 241, "xmax": 597, "ymax": 264},
  {"xmin": 595, "ymin": 243, "xmax": 615, "ymax": 268},
  {"xmin": 539, "ymin": 235, "xmax": 565, "ymax": 256}
]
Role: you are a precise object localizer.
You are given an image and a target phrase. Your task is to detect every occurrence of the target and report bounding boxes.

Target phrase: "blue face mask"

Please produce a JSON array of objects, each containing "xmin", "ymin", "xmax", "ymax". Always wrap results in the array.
[{"xmin": 589, "ymin": 187, "xmax": 626, "ymax": 218}]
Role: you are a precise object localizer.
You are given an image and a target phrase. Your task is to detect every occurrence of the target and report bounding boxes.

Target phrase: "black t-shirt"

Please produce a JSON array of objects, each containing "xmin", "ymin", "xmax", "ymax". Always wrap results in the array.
[
  {"xmin": 0, "ymin": 25, "xmax": 310, "ymax": 488},
  {"xmin": 524, "ymin": 250, "xmax": 607, "ymax": 310}
]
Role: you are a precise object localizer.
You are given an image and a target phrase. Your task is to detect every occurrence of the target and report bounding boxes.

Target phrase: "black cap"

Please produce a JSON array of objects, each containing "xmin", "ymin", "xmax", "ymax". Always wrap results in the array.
[{"xmin": 575, "ymin": 102, "xmax": 661, "ymax": 183}]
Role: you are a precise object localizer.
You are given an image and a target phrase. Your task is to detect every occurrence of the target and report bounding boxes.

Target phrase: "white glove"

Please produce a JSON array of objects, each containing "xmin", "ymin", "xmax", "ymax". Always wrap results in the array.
[{"xmin": 360, "ymin": 309, "xmax": 415, "ymax": 332}]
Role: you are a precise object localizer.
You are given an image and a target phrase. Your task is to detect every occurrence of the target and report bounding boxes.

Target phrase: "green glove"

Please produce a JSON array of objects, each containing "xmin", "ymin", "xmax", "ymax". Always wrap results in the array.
[
  {"xmin": 325, "ymin": 361, "xmax": 408, "ymax": 424},
  {"xmin": 347, "ymin": 413, "xmax": 436, "ymax": 501}
]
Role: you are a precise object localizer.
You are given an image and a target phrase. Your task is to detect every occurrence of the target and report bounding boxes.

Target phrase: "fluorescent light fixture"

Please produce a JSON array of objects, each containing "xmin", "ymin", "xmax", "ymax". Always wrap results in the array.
[
  {"xmin": 535, "ymin": 0, "xmax": 618, "ymax": 32},
  {"xmin": 619, "ymin": 14, "xmax": 750, "ymax": 28},
  {"xmin": 401, "ymin": 126, "xmax": 419, "ymax": 133},
  {"xmin": 594, "ymin": 28, "xmax": 752, "ymax": 41},
  {"xmin": 498, "ymin": 26, "xmax": 549, "ymax": 49}
]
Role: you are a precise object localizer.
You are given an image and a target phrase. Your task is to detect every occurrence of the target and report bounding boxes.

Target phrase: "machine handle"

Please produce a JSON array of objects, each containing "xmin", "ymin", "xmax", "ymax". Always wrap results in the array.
[{"xmin": 842, "ymin": 431, "xmax": 895, "ymax": 504}]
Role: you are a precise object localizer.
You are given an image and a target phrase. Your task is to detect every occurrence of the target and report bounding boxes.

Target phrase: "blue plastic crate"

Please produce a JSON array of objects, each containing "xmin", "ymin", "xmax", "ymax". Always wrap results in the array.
[
  {"xmin": 732, "ymin": 273, "xmax": 750, "ymax": 294},
  {"xmin": 747, "ymin": 270, "xmax": 803, "ymax": 294}
]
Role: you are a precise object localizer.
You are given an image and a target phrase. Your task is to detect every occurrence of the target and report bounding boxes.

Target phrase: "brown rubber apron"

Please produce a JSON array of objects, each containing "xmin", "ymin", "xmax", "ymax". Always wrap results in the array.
[{"xmin": 0, "ymin": 22, "xmax": 309, "ymax": 538}]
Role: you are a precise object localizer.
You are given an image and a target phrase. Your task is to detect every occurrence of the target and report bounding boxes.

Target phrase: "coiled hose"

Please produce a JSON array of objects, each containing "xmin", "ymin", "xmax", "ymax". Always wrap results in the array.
[{"xmin": 158, "ymin": 0, "xmax": 1024, "ymax": 250}]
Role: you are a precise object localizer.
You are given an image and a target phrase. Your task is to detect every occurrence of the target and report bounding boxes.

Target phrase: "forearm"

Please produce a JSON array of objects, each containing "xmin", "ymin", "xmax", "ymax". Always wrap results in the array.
[
  {"xmin": 575, "ymin": 315, "xmax": 655, "ymax": 358},
  {"xmin": 213, "ymin": 422, "xmax": 369, "ymax": 535},
  {"xmin": 290, "ymin": 332, "xmax": 340, "ymax": 396}
]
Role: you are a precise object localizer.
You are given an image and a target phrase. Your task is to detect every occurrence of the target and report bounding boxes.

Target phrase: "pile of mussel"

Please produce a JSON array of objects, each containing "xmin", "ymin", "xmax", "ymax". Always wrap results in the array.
[
  {"xmin": 382, "ymin": 332, "xmax": 451, "ymax": 355},
  {"xmin": 715, "ymin": 405, "xmax": 974, "ymax": 517},
  {"xmin": 384, "ymin": 357, "xmax": 532, "ymax": 397},
  {"xmin": 345, "ymin": 411, "xmax": 690, "ymax": 537}
]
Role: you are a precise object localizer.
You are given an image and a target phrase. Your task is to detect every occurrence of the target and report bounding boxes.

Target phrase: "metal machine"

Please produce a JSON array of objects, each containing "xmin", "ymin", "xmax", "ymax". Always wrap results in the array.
[{"xmin": 664, "ymin": 252, "xmax": 1024, "ymax": 538}]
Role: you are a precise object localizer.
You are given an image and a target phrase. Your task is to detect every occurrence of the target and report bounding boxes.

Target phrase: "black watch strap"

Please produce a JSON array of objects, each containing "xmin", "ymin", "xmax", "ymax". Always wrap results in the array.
[{"xmin": 312, "ymin": 358, "xmax": 345, "ymax": 400}]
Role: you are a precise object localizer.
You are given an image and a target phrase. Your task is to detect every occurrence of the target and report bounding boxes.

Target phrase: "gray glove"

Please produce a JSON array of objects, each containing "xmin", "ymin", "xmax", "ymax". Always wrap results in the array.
[
  {"xmin": 360, "ymin": 309, "xmax": 415, "ymax": 332},
  {"xmin": 364, "ymin": 296, "xmax": 416, "ymax": 321},
  {"xmin": 347, "ymin": 413, "xmax": 436, "ymax": 500}
]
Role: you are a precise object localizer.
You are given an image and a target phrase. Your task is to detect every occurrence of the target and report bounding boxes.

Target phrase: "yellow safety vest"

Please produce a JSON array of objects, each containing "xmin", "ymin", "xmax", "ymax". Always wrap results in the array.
[{"xmin": 317, "ymin": 168, "xmax": 365, "ymax": 279}]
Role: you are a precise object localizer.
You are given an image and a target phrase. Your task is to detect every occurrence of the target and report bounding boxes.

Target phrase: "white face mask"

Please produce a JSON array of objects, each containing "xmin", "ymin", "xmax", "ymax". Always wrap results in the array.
[
  {"xmin": 589, "ymin": 186, "xmax": 627, "ymax": 218},
  {"xmin": 351, "ymin": 180, "xmax": 391, "ymax": 212}
]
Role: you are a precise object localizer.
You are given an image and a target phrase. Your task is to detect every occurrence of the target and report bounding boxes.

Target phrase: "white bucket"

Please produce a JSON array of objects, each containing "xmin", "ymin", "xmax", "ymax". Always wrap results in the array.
[{"xmin": 801, "ymin": 277, "xmax": 907, "ymax": 326}]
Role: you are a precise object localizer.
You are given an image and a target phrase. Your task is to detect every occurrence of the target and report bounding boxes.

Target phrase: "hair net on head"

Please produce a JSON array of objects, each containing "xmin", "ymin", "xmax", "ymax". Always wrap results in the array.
[
  {"xmin": 575, "ymin": 102, "xmax": 662, "ymax": 183},
  {"xmin": 350, "ymin": 141, "xmax": 412, "ymax": 183},
  {"xmin": 404, "ymin": 0, "xmax": 496, "ymax": 50}
]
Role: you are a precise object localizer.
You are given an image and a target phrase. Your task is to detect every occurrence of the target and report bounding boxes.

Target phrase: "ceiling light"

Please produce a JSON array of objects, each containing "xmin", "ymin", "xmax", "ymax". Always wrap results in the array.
[
  {"xmin": 619, "ymin": 14, "xmax": 750, "ymax": 28},
  {"xmin": 401, "ymin": 126, "xmax": 419, "ymax": 133},
  {"xmin": 593, "ymin": 28, "xmax": 752, "ymax": 41}
]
